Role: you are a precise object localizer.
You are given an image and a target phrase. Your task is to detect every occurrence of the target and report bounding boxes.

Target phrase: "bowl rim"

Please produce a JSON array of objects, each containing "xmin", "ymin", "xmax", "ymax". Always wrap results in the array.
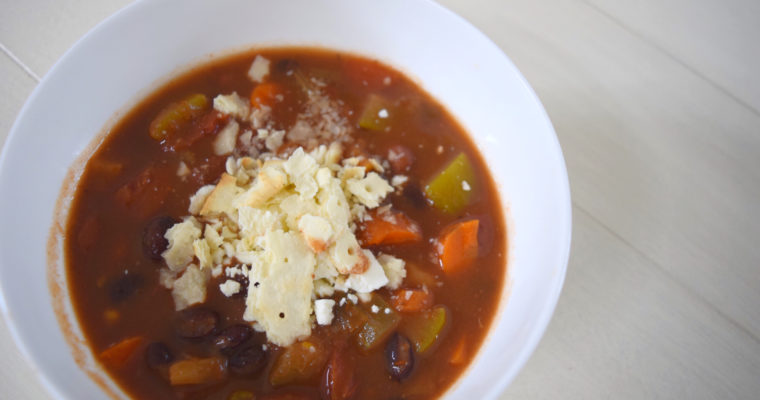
[{"xmin": 0, "ymin": 0, "xmax": 572, "ymax": 398}]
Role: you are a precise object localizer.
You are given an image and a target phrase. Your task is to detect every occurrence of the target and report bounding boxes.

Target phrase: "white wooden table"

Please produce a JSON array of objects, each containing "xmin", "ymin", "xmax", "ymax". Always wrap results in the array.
[{"xmin": 2, "ymin": 0, "xmax": 759, "ymax": 398}]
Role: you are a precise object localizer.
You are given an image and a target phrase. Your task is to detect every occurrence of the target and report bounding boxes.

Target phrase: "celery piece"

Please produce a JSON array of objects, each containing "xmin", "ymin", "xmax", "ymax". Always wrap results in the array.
[
  {"xmin": 424, "ymin": 153, "xmax": 475, "ymax": 214},
  {"xmin": 148, "ymin": 93, "xmax": 209, "ymax": 141},
  {"xmin": 401, "ymin": 305, "xmax": 448, "ymax": 354},
  {"xmin": 358, "ymin": 94, "xmax": 392, "ymax": 131},
  {"xmin": 269, "ymin": 340, "xmax": 329, "ymax": 386},
  {"xmin": 335, "ymin": 301, "xmax": 370, "ymax": 335},
  {"xmin": 404, "ymin": 262, "xmax": 439, "ymax": 288},
  {"xmin": 356, "ymin": 295, "xmax": 400, "ymax": 351}
]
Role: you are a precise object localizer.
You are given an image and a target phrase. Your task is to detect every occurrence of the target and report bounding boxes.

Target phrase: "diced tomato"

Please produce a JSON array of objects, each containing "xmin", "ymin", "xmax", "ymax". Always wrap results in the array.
[
  {"xmin": 163, "ymin": 111, "xmax": 228, "ymax": 152},
  {"xmin": 321, "ymin": 349, "xmax": 358, "ymax": 400},
  {"xmin": 114, "ymin": 166, "xmax": 171, "ymax": 217}
]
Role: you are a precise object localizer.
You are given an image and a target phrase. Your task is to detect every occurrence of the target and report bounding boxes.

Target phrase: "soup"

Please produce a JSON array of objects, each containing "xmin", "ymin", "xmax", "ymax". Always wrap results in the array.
[{"xmin": 65, "ymin": 48, "xmax": 506, "ymax": 399}]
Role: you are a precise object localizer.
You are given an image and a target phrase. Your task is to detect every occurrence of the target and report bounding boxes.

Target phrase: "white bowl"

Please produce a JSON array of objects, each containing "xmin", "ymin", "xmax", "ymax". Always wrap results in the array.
[{"xmin": 0, "ymin": 0, "xmax": 571, "ymax": 398}]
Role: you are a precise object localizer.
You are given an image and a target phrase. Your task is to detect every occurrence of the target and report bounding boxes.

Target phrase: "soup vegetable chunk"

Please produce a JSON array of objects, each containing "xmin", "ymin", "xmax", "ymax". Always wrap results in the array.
[{"xmin": 66, "ymin": 48, "xmax": 506, "ymax": 400}]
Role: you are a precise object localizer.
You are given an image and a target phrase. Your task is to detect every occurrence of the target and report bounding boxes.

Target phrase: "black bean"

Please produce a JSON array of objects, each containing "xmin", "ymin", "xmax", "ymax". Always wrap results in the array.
[
  {"xmin": 228, "ymin": 345, "xmax": 267, "ymax": 376},
  {"xmin": 384, "ymin": 333, "xmax": 414, "ymax": 381},
  {"xmin": 174, "ymin": 308, "xmax": 219, "ymax": 338},
  {"xmin": 213, "ymin": 324, "xmax": 252, "ymax": 351},
  {"xmin": 145, "ymin": 342, "xmax": 173, "ymax": 367},
  {"xmin": 402, "ymin": 183, "xmax": 427, "ymax": 209},
  {"xmin": 142, "ymin": 216, "xmax": 177, "ymax": 261},
  {"xmin": 108, "ymin": 273, "xmax": 143, "ymax": 303}
]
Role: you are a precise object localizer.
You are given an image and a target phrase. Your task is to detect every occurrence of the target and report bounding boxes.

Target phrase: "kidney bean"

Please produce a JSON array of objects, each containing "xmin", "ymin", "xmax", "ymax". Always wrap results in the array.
[
  {"xmin": 228, "ymin": 345, "xmax": 267, "ymax": 376},
  {"xmin": 142, "ymin": 216, "xmax": 177, "ymax": 261},
  {"xmin": 108, "ymin": 273, "xmax": 143, "ymax": 303},
  {"xmin": 145, "ymin": 342, "xmax": 174, "ymax": 367},
  {"xmin": 321, "ymin": 350, "xmax": 358, "ymax": 400},
  {"xmin": 384, "ymin": 333, "xmax": 414, "ymax": 381},
  {"xmin": 213, "ymin": 324, "xmax": 252, "ymax": 352},
  {"xmin": 174, "ymin": 308, "xmax": 219, "ymax": 339}
]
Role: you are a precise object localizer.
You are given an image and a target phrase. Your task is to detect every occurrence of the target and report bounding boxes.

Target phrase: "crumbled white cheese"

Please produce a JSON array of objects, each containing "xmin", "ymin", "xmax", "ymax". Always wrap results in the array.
[
  {"xmin": 391, "ymin": 175, "xmax": 408, "ymax": 188},
  {"xmin": 177, "ymin": 161, "xmax": 190, "ymax": 178},
  {"xmin": 213, "ymin": 120, "xmax": 240, "ymax": 155},
  {"xmin": 159, "ymin": 268, "xmax": 178, "ymax": 289},
  {"xmin": 346, "ymin": 172, "xmax": 393, "ymax": 208},
  {"xmin": 250, "ymin": 105, "xmax": 272, "ymax": 129},
  {"xmin": 239, "ymin": 129, "xmax": 253, "ymax": 147},
  {"xmin": 163, "ymin": 217, "xmax": 202, "ymax": 271},
  {"xmin": 248, "ymin": 55, "xmax": 271, "ymax": 83},
  {"xmin": 314, "ymin": 299, "xmax": 336, "ymax": 325},
  {"xmin": 236, "ymin": 163, "xmax": 287, "ymax": 208},
  {"xmin": 161, "ymin": 145, "xmax": 405, "ymax": 346},
  {"xmin": 243, "ymin": 230, "xmax": 315, "ymax": 346},
  {"xmin": 284, "ymin": 148, "xmax": 319, "ymax": 199},
  {"xmin": 200, "ymin": 173, "xmax": 243, "ymax": 217},
  {"xmin": 314, "ymin": 279, "xmax": 335, "ymax": 297},
  {"xmin": 343, "ymin": 250, "xmax": 389, "ymax": 293},
  {"xmin": 219, "ymin": 279, "xmax": 242, "ymax": 297},
  {"xmin": 188, "ymin": 185, "xmax": 215, "ymax": 215},
  {"xmin": 329, "ymin": 230, "xmax": 367, "ymax": 274},
  {"xmin": 462, "ymin": 180, "xmax": 471, "ymax": 191},
  {"xmin": 298, "ymin": 214, "xmax": 333, "ymax": 253},
  {"xmin": 265, "ymin": 130, "xmax": 285, "ymax": 152},
  {"xmin": 378, "ymin": 109, "xmax": 389, "ymax": 119},
  {"xmin": 378, "ymin": 254, "xmax": 406, "ymax": 290},
  {"xmin": 213, "ymin": 92, "xmax": 250, "ymax": 121},
  {"xmin": 193, "ymin": 237, "xmax": 213, "ymax": 270},
  {"xmin": 371, "ymin": 304, "xmax": 380, "ymax": 313},
  {"xmin": 172, "ymin": 265, "xmax": 208, "ymax": 310}
]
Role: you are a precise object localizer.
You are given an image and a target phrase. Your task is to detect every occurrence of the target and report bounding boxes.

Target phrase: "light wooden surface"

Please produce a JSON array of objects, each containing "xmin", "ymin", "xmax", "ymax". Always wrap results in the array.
[{"xmin": 1, "ymin": 0, "xmax": 759, "ymax": 398}]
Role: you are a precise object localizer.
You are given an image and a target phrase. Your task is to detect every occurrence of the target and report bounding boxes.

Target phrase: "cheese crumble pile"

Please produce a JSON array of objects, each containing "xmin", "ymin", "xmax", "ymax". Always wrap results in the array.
[{"xmin": 160, "ymin": 142, "xmax": 407, "ymax": 346}]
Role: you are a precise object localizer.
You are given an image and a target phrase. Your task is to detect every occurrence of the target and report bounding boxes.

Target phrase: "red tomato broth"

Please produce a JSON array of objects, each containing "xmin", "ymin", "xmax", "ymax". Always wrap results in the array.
[{"xmin": 65, "ymin": 48, "xmax": 506, "ymax": 400}]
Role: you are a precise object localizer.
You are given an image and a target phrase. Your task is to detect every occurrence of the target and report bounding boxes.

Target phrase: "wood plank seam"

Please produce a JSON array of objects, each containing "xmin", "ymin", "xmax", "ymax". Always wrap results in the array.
[
  {"xmin": 0, "ymin": 42, "xmax": 41, "ymax": 83},
  {"xmin": 579, "ymin": 0, "xmax": 760, "ymax": 117},
  {"xmin": 572, "ymin": 203, "xmax": 760, "ymax": 345}
]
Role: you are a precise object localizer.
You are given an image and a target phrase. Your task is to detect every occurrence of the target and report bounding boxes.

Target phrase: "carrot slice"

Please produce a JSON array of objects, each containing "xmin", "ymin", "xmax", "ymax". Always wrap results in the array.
[
  {"xmin": 436, "ymin": 219, "xmax": 479, "ymax": 273},
  {"xmin": 390, "ymin": 288, "xmax": 434, "ymax": 313},
  {"xmin": 358, "ymin": 209, "xmax": 422, "ymax": 246},
  {"xmin": 99, "ymin": 336, "xmax": 143, "ymax": 368},
  {"xmin": 250, "ymin": 82, "xmax": 283, "ymax": 109}
]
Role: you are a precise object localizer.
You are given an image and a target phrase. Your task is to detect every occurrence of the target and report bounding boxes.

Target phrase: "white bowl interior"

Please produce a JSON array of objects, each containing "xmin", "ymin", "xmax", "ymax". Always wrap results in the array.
[{"xmin": 0, "ymin": 0, "xmax": 571, "ymax": 398}]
